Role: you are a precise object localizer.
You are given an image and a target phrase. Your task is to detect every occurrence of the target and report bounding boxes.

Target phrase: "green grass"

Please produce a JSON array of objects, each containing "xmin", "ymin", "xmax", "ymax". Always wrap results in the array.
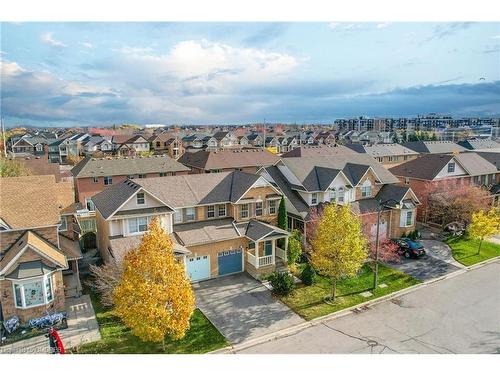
[
  {"xmin": 446, "ymin": 236, "xmax": 500, "ymax": 266},
  {"xmin": 281, "ymin": 263, "xmax": 420, "ymax": 321},
  {"xmin": 71, "ymin": 286, "xmax": 227, "ymax": 354}
]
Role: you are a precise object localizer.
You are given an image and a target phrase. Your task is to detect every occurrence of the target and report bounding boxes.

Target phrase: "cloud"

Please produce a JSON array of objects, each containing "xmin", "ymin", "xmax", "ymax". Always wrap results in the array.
[
  {"xmin": 376, "ymin": 22, "xmax": 390, "ymax": 29},
  {"xmin": 491, "ymin": 35, "xmax": 500, "ymax": 39},
  {"xmin": 80, "ymin": 42, "xmax": 93, "ymax": 48},
  {"xmin": 242, "ymin": 23, "xmax": 288, "ymax": 45},
  {"xmin": 41, "ymin": 32, "xmax": 67, "ymax": 47},
  {"xmin": 423, "ymin": 22, "xmax": 474, "ymax": 43}
]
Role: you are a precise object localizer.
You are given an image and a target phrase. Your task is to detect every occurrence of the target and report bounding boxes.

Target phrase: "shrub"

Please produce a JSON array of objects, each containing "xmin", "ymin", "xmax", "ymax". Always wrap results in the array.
[
  {"xmin": 268, "ymin": 272, "xmax": 295, "ymax": 296},
  {"xmin": 287, "ymin": 230, "xmax": 303, "ymax": 266},
  {"xmin": 300, "ymin": 263, "xmax": 316, "ymax": 286}
]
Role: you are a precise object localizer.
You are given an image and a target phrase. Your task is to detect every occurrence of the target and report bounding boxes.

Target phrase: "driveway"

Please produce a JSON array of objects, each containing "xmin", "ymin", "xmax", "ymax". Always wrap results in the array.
[
  {"xmin": 194, "ymin": 273, "xmax": 304, "ymax": 344},
  {"xmin": 388, "ymin": 240, "xmax": 464, "ymax": 281}
]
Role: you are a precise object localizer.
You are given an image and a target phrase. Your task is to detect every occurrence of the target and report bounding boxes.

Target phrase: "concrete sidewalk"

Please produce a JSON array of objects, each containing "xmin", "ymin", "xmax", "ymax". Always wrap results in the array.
[{"xmin": 0, "ymin": 294, "xmax": 100, "ymax": 354}]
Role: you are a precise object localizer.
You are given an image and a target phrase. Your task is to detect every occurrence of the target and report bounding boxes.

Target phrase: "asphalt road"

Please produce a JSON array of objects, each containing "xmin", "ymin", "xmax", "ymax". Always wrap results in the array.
[{"xmin": 238, "ymin": 260, "xmax": 500, "ymax": 354}]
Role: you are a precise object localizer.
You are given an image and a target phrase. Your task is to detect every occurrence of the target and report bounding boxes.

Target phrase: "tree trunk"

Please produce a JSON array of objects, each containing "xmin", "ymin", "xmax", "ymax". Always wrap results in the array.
[
  {"xmin": 331, "ymin": 277, "xmax": 337, "ymax": 301},
  {"xmin": 477, "ymin": 239, "xmax": 483, "ymax": 255}
]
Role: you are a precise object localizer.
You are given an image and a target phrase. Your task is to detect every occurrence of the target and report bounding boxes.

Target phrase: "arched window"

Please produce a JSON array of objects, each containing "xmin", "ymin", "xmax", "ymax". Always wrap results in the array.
[
  {"xmin": 361, "ymin": 180, "xmax": 372, "ymax": 198},
  {"xmin": 338, "ymin": 187, "xmax": 345, "ymax": 203}
]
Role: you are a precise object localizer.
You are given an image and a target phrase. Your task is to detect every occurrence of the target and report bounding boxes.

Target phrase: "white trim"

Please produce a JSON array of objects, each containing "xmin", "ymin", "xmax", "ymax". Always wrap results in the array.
[
  {"xmin": 107, "ymin": 186, "xmax": 175, "ymax": 219},
  {"xmin": 1, "ymin": 243, "xmax": 67, "ymax": 276},
  {"xmin": 11, "ymin": 272, "xmax": 55, "ymax": 310},
  {"xmin": 233, "ymin": 177, "xmax": 283, "ymax": 204}
]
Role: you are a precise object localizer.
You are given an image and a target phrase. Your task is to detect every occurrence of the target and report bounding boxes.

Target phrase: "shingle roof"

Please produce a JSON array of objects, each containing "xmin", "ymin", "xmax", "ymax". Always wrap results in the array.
[
  {"xmin": 457, "ymin": 139, "xmax": 500, "ymax": 150},
  {"xmin": 403, "ymin": 141, "xmax": 467, "ymax": 154},
  {"xmin": 236, "ymin": 219, "xmax": 289, "ymax": 241},
  {"xmin": 71, "ymin": 155, "xmax": 190, "ymax": 178},
  {"xmin": 476, "ymin": 151, "xmax": 500, "ymax": 171},
  {"xmin": 92, "ymin": 171, "xmax": 265, "ymax": 219},
  {"xmin": 376, "ymin": 184, "xmax": 413, "ymax": 206},
  {"xmin": 178, "ymin": 149, "xmax": 279, "ymax": 171},
  {"xmin": 282, "ymin": 145, "xmax": 357, "ymax": 158},
  {"xmin": 389, "ymin": 154, "xmax": 454, "ymax": 180},
  {"xmin": 363, "ymin": 144, "xmax": 419, "ymax": 157},
  {"xmin": 280, "ymin": 154, "xmax": 399, "ymax": 188},
  {"xmin": 5, "ymin": 260, "xmax": 56, "ymax": 279},
  {"xmin": 454, "ymin": 153, "xmax": 498, "ymax": 176},
  {"xmin": 173, "ymin": 218, "xmax": 240, "ymax": 247},
  {"xmin": 0, "ymin": 175, "xmax": 61, "ymax": 229}
]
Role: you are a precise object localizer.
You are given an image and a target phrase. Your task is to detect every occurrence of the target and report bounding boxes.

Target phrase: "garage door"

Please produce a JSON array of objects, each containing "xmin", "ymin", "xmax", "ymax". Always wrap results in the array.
[
  {"xmin": 370, "ymin": 220, "xmax": 388, "ymax": 240},
  {"xmin": 218, "ymin": 249, "xmax": 243, "ymax": 276},
  {"xmin": 186, "ymin": 255, "xmax": 210, "ymax": 282}
]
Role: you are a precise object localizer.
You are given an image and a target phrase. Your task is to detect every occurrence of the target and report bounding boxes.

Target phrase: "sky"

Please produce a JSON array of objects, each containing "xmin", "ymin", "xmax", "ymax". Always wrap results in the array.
[{"xmin": 1, "ymin": 22, "xmax": 500, "ymax": 127}]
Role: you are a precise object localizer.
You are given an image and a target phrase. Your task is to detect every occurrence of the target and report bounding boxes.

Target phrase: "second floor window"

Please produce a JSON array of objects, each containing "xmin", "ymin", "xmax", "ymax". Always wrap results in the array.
[
  {"xmin": 255, "ymin": 201, "xmax": 263, "ymax": 216},
  {"xmin": 240, "ymin": 204, "xmax": 249, "ymax": 219},
  {"xmin": 447, "ymin": 162, "xmax": 455, "ymax": 173},
  {"xmin": 268, "ymin": 200, "xmax": 277, "ymax": 215},
  {"xmin": 311, "ymin": 193, "xmax": 318, "ymax": 205},
  {"xmin": 207, "ymin": 205, "xmax": 215, "ymax": 218},
  {"xmin": 137, "ymin": 192, "xmax": 145, "ymax": 205},
  {"xmin": 218, "ymin": 204, "xmax": 226, "ymax": 217},
  {"xmin": 174, "ymin": 209, "xmax": 182, "ymax": 224},
  {"xmin": 104, "ymin": 176, "xmax": 112, "ymax": 185},
  {"xmin": 361, "ymin": 182, "xmax": 372, "ymax": 198},
  {"xmin": 93, "ymin": 177, "xmax": 99, "ymax": 183},
  {"xmin": 186, "ymin": 207, "xmax": 196, "ymax": 221},
  {"xmin": 138, "ymin": 174, "xmax": 146, "ymax": 179},
  {"xmin": 128, "ymin": 216, "xmax": 148, "ymax": 234},
  {"xmin": 338, "ymin": 188, "xmax": 345, "ymax": 203}
]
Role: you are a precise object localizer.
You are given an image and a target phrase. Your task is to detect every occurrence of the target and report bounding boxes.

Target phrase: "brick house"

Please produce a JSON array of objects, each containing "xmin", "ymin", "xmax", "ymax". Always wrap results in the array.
[
  {"xmin": 112, "ymin": 135, "xmax": 150, "ymax": 156},
  {"xmin": 259, "ymin": 153, "xmax": 420, "ymax": 242},
  {"xmin": 178, "ymin": 149, "xmax": 280, "ymax": 174},
  {"xmin": 0, "ymin": 176, "xmax": 82, "ymax": 323},
  {"xmin": 71, "ymin": 155, "xmax": 191, "ymax": 210},
  {"xmin": 91, "ymin": 171, "xmax": 289, "ymax": 281},
  {"xmin": 389, "ymin": 152, "xmax": 499, "ymax": 222},
  {"xmin": 148, "ymin": 134, "xmax": 185, "ymax": 159}
]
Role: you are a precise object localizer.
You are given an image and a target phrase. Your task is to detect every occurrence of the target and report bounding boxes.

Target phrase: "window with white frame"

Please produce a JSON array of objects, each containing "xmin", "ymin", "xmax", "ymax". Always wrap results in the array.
[
  {"xmin": 186, "ymin": 207, "xmax": 196, "ymax": 221},
  {"xmin": 240, "ymin": 204, "xmax": 249, "ymax": 219},
  {"xmin": 400, "ymin": 210, "xmax": 414, "ymax": 227},
  {"xmin": 361, "ymin": 180, "xmax": 372, "ymax": 198},
  {"xmin": 255, "ymin": 201, "xmax": 263, "ymax": 216},
  {"xmin": 13, "ymin": 274, "xmax": 54, "ymax": 309},
  {"xmin": 447, "ymin": 162, "xmax": 455, "ymax": 173},
  {"xmin": 136, "ymin": 192, "xmax": 145, "ymax": 205},
  {"xmin": 311, "ymin": 193, "xmax": 318, "ymax": 205},
  {"xmin": 338, "ymin": 187, "xmax": 345, "ymax": 203},
  {"xmin": 329, "ymin": 188, "xmax": 336, "ymax": 202},
  {"xmin": 207, "ymin": 205, "xmax": 215, "ymax": 218},
  {"xmin": 92, "ymin": 176, "xmax": 99, "ymax": 183},
  {"xmin": 138, "ymin": 174, "xmax": 146, "ymax": 179},
  {"xmin": 128, "ymin": 216, "xmax": 149, "ymax": 234},
  {"xmin": 104, "ymin": 176, "xmax": 113, "ymax": 185},
  {"xmin": 174, "ymin": 209, "xmax": 183, "ymax": 223},
  {"xmin": 405, "ymin": 211, "xmax": 414, "ymax": 226},
  {"xmin": 218, "ymin": 204, "xmax": 226, "ymax": 217},
  {"xmin": 268, "ymin": 200, "xmax": 277, "ymax": 215}
]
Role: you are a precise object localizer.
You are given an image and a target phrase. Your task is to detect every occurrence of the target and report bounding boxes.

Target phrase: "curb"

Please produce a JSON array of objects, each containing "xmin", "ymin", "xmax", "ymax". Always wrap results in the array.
[{"xmin": 208, "ymin": 257, "xmax": 499, "ymax": 354}]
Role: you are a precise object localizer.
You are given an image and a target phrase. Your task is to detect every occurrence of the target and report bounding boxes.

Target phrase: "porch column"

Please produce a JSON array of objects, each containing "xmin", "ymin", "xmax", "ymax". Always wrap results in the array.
[
  {"xmin": 284, "ymin": 236, "xmax": 288, "ymax": 262},
  {"xmin": 254, "ymin": 240, "xmax": 260, "ymax": 269},
  {"xmin": 272, "ymin": 240, "xmax": 276, "ymax": 265}
]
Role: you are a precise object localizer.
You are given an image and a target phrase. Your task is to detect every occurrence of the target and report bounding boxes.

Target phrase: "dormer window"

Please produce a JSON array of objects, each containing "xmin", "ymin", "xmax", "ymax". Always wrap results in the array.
[
  {"xmin": 137, "ymin": 192, "xmax": 145, "ymax": 205},
  {"xmin": 447, "ymin": 162, "xmax": 455, "ymax": 173}
]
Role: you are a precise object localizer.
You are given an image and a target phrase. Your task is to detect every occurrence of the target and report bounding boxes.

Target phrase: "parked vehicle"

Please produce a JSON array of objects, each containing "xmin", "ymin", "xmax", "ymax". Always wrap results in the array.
[{"xmin": 391, "ymin": 238, "xmax": 426, "ymax": 258}]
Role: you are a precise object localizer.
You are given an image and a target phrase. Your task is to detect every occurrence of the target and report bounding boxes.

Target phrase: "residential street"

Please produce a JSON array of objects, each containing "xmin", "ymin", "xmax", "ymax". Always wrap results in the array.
[{"xmin": 238, "ymin": 260, "xmax": 500, "ymax": 354}]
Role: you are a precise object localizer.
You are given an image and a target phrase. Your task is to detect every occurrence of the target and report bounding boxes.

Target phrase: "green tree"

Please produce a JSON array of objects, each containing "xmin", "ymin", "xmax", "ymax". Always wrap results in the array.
[
  {"xmin": 468, "ymin": 209, "xmax": 500, "ymax": 255},
  {"xmin": 0, "ymin": 157, "xmax": 31, "ymax": 177},
  {"xmin": 287, "ymin": 230, "xmax": 302, "ymax": 266},
  {"xmin": 114, "ymin": 218, "xmax": 195, "ymax": 344},
  {"xmin": 277, "ymin": 196, "xmax": 288, "ymax": 248},
  {"xmin": 310, "ymin": 204, "xmax": 367, "ymax": 301}
]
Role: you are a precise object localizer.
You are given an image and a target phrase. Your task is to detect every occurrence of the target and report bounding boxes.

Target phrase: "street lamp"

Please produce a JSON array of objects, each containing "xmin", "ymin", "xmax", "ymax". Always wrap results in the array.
[{"xmin": 373, "ymin": 198, "xmax": 400, "ymax": 289}]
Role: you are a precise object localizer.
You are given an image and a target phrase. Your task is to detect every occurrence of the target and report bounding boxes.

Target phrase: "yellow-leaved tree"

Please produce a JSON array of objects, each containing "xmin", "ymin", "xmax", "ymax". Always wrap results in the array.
[
  {"xmin": 114, "ymin": 218, "xmax": 195, "ymax": 343},
  {"xmin": 310, "ymin": 204, "xmax": 368, "ymax": 301},
  {"xmin": 468, "ymin": 209, "xmax": 500, "ymax": 255}
]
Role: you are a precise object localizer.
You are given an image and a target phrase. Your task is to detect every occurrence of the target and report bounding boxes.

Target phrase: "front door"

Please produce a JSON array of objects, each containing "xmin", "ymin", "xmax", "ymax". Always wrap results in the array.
[{"xmin": 264, "ymin": 241, "xmax": 273, "ymax": 256}]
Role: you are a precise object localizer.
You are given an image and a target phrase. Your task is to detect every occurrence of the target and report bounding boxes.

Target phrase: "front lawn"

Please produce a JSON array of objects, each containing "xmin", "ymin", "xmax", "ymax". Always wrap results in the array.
[
  {"xmin": 446, "ymin": 236, "xmax": 500, "ymax": 266},
  {"xmin": 281, "ymin": 263, "xmax": 420, "ymax": 320},
  {"xmin": 71, "ymin": 286, "xmax": 227, "ymax": 354}
]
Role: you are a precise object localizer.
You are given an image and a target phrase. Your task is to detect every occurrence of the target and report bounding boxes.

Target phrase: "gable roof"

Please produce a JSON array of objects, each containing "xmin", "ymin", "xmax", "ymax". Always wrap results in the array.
[
  {"xmin": 178, "ymin": 149, "xmax": 279, "ymax": 171},
  {"xmin": 282, "ymin": 145, "xmax": 357, "ymax": 158},
  {"xmin": 475, "ymin": 151, "xmax": 500, "ymax": 171},
  {"xmin": 92, "ymin": 171, "xmax": 271, "ymax": 219},
  {"xmin": 236, "ymin": 219, "xmax": 289, "ymax": 242},
  {"xmin": 362, "ymin": 144, "xmax": 419, "ymax": 157},
  {"xmin": 280, "ymin": 154, "xmax": 399, "ymax": 189},
  {"xmin": 454, "ymin": 153, "xmax": 498, "ymax": 176},
  {"xmin": 389, "ymin": 154, "xmax": 455, "ymax": 180},
  {"xmin": 457, "ymin": 139, "xmax": 500, "ymax": 150},
  {"xmin": 0, "ymin": 175, "xmax": 61, "ymax": 229},
  {"xmin": 71, "ymin": 155, "xmax": 190, "ymax": 178}
]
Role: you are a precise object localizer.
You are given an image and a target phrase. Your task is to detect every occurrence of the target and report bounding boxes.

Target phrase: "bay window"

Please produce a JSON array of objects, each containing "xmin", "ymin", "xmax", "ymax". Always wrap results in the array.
[{"xmin": 13, "ymin": 274, "xmax": 54, "ymax": 309}]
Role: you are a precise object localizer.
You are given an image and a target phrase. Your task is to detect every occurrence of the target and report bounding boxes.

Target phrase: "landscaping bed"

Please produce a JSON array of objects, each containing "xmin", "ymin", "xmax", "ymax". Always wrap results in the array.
[
  {"xmin": 71, "ymin": 286, "xmax": 227, "ymax": 354},
  {"xmin": 280, "ymin": 263, "xmax": 420, "ymax": 320},
  {"xmin": 446, "ymin": 236, "xmax": 500, "ymax": 266}
]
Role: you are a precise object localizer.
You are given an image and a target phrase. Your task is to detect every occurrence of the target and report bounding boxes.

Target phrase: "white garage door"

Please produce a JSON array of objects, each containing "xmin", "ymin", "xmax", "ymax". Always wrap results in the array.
[{"xmin": 186, "ymin": 255, "xmax": 210, "ymax": 282}]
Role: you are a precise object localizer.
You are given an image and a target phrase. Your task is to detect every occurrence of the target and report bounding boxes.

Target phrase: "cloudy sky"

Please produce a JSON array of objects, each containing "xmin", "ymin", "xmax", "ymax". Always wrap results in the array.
[{"xmin": 1, "ymin": 22, "xmax": 499, "ymax": 126}]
